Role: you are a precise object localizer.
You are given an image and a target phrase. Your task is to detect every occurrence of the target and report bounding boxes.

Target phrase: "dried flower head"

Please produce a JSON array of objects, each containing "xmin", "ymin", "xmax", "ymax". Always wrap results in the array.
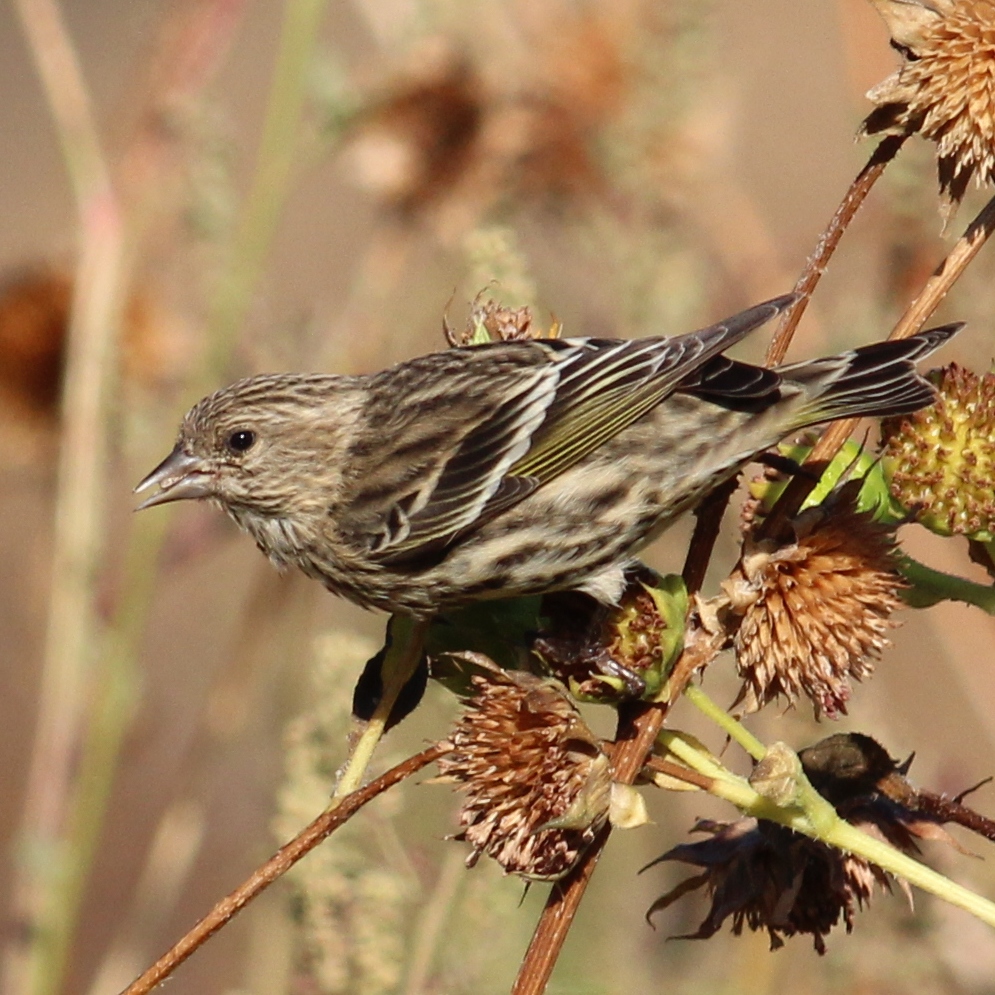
[
  {"xmin": 862, "ymin": 0, "xmax": 995, "ymax": 220},
  {"xmin": 881, "ymin": 363, "xmax": 995, "ymax": 540},
  {"xmin": 437, "ymin": 664, "xmax": 611, "ymax": 880},
  {"xmin": 648, "ymin": 731, "xmax": 978, "ymax": 952},
  {"xmin": 343, "ymin": 49, "xmax": 485, "ymax": 218},
  {"xmin": 0, "ymin": 266, "xmax": 71, "ymax": 418},
  {"xmin": 0, "ymin": 265, "xmax": 184, "ymax": 423},
  {"xmin": 801, "ymin": 731, "xmax": 995, "ymax": 843},
  {"xmin": 728, "ymin": 486, "xmax": 905, "ymax": 717},
  {"xmin": 646, "ymin": 817, "xmax": 886, "ymax": 953},
  {"xmin": 444, "ymin": 293, "xmax": 560, "ymax": 348},
  {"xmin": 533, "ymin": 572, "xmax": 686, "ymax": 703}
]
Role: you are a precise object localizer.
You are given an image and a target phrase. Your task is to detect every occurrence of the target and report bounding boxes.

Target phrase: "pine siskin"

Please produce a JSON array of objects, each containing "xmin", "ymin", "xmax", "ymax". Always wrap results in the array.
[{"xmin": 136, "ymin": 297, "xmax": 959, "ymax": 616}]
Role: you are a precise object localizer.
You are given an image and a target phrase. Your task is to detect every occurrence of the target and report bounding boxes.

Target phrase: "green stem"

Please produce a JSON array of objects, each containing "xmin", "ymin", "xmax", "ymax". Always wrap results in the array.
[
  {"xmin": 682, "ymin": 684, "xmax": 766, "ymax": 761},
  {"xmin": 657, "ymin": 731, "xmax": 995, "ymax": 929},
  {"xmin": 897, "ymin": 553, "xmax": 995, "ymax": 613},
  {"xmin": 207, "ymin": 0, "xmax": 330, "ymax": 369}
]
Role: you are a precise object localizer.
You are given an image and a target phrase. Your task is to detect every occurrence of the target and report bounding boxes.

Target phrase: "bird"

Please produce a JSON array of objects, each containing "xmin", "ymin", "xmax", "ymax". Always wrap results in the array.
[{"xmin": 135, "ymin": 295, "xmax": 959, "ymax": 617}]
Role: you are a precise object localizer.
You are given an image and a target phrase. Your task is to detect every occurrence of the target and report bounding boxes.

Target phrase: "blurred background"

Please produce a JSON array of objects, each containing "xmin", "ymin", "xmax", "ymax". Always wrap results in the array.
[{"xmin": 2, "ymin": 0, "xmax": 995, "ymax": 993}]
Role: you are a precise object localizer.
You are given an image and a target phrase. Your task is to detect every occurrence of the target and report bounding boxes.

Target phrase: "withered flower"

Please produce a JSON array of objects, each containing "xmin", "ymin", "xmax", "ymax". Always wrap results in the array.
[
  {"xmin": 436, "ymin": 665, "xmax": 611, "ymax": 880},
  {"xmin": 533, "ymin": 571, "xmax": 686, "ymax": 703},
  {"xmin": 0, "ymin": 265, "xmax": 182, "ymax": 423},
  {"xmin": 881, "ymin": 363, "xmax": 995, "ymax": 540},
  {"xmin": 0, "ymin": 266, "xmax": 71, "ymax": 419},
  {"xmin": 444, "ymin": 294, "xmax": 560, "ymax": 348},
  {"xmin": 862, "ymin": 0, "xmax": 995, "ymax": 220},
  {"xmin": 729, "ymin": 486, "xmax": 905, "ymax": 717},
  {"xmin": 646, "ymin": 817, "xmax": 886, "ymax": 953},
  {"xmin": 647, "ymin": 731, "xmax": 980, "ymax": 952},
  {"xmin": 343, "ymin": 50, "xmax": 485, "ymax": 218}
]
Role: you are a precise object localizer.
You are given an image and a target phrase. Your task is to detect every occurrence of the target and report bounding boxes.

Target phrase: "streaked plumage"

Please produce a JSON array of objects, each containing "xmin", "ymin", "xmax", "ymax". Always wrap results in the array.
[{"xmin": 136, "ymin": 296, "xmax": 960, "ymax": 615}]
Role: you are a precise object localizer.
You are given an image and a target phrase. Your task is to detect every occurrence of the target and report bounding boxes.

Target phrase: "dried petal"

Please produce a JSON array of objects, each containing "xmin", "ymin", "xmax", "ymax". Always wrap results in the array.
[{"xmin": 646, "ymin": 818, "xmax": 885, "ymax": 954}]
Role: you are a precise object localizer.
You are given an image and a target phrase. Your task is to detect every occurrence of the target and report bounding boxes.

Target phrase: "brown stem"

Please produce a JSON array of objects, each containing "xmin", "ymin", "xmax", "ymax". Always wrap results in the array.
[
  {"xmin": 889, "ymin": 191, "xmax": 995, "ymax": 340},
  {"xmin": 641, "ymin": 754, "xmax": 716, "ymax": 792},
  {"xmin": 511, "ymin": 703, "xmax": 664, "ymax": 995},
  {"xmin": 512, "ymin": 631, "xmax": 724, "ymax": 994},
  {"xmin": 680, "ymin": 476, "xmax": 740, "ymax": 594},
  {"xmin": 118, "ymin": 743, "xmax": 447, "ymax": 995},
  {"xmin": 510, "ymin": 135, "xmax": 913, "ymax": 995},
  {"xmin": 762, "ymin": 189, "xmax": 995, "ymax": 536},
  {"xmin": 764, "ymin": 135, "xmax": 905, "ymax": 366}
]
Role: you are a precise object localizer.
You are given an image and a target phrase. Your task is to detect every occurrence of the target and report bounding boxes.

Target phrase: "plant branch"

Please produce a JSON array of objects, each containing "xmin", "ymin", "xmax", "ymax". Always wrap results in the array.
[
  {"xmin": 898, "ymin": 553, "xmax": 995, "ymax": 613},
  {"xmin": 334, "ymin": 616, "xmax": 430, "ymax": 798},
  {"xmin": 683, "ymin": 684, "xmax": 765, "ymax": 761},
  {"xmin": 512, "ymin": 632, "xmax": 722, "ymax": 994},
  {"xmin": 119, "ymin": 743, "xmax": 447, "ymax": 995},
  {"xmin": 762, "ymin": 189, "xmax": 995, "ymax": 537},
  {"xmin": 764, "ymin": 135, "xmax": 905, "ymax": 366}
]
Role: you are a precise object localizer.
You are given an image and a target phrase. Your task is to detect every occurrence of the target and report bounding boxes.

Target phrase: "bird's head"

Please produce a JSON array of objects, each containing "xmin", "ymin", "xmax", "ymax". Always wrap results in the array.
[{"xmin": 135, "ymin": 374, "xmax": 362, "ymax": 520}]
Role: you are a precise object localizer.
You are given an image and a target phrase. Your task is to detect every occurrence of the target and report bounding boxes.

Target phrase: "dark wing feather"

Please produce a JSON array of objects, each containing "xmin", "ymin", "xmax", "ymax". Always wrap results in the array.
[
  {"xmin": 372, "ymin": 296, "xmax": 795, "ymax": 563},
  {"xmin": 678, "ymin": 355, "xmax": 785, "ymax": 412}
]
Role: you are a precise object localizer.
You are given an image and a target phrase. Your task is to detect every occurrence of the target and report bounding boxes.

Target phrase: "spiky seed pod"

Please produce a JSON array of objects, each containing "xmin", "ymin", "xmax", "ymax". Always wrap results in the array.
[
  {"xmin": 647, "ymin": 730, "xmax": 972, "ymax": 952},
  {"xmin": 444, "ymin": 295, "xmax": 560, "ymax": 348},
  {"xmin": 881, "ymin": 363, "xmax": 995, "ymax": 540},
  {"xmin": 533, "ymin": 574, "xmax": 686, "ymax": 702},
  {"xmin": 646, "ymin": 817, "xmax": 887, "ymax": 953},
  {"xmin": 436, "ymin": 667, "xmax": 611, "ymax": 880},
  {"xmin": 729, "ymin": 486, "xmax": 905, "ymax": 718},
  {"xmin": 862, "ymin": 0, "xmax": 995, "ymax": 220}
]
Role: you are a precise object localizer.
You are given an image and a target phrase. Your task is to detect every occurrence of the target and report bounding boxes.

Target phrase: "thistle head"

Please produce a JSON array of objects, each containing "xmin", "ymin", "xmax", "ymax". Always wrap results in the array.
[{"xmin": 862, "ymin": 0, "xmax": 995, "ymax": 221}]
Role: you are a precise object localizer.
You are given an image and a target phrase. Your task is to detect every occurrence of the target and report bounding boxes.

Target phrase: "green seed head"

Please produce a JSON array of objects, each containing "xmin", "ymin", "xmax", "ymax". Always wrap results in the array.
[{"xmin": 881, "ymin": 364, "xmax": 995, "ymax": 541}]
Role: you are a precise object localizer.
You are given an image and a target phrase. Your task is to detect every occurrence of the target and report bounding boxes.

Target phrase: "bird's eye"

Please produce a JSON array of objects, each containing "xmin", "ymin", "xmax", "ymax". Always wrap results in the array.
[{"xmin": 227, "ymin": 429, "xmax": 256, "ymax": 453}]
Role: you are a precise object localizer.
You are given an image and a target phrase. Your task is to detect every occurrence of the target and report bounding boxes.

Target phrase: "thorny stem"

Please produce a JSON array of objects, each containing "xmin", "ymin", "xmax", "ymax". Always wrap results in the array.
[
  {"xmin": 512, "ymin": 640, "xmax": 722, "ymax": 995},
  {"xmin": 764, "ymin": 135, "xmax": 906, "ymax": 367},
  {"xmin": 763, "ymin": 189, "xmax": 995, "ymax": 536},
  {"xmin": 679, "ymin": 476, "xmax": 740, "ymax": 594},
  {"xmin": 513, "ymin": 486, "xmax": 733, "ymax": 994},
  {"xmin": 657, "ymin": 733, "xmax": 995, "ymax": 930},
  {"xmin": 889, "ymin": 191, "xmax": 995, "ymax": 340},
  {"xmin": 118, "ymin": 744, "xmax": 447, "ymax": 995}
]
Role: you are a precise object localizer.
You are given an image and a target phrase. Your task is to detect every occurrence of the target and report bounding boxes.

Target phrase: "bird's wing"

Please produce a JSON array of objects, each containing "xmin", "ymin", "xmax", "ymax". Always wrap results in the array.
[{"xmin": 371, "ymin": 296, "xmax": 794, "ymax": 564}]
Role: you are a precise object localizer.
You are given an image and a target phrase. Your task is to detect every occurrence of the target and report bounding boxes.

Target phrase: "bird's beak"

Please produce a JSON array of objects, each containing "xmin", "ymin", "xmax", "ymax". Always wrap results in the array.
[{"xmin": 134, "ymin": 446, "xmax": 214, "ymax": 510}]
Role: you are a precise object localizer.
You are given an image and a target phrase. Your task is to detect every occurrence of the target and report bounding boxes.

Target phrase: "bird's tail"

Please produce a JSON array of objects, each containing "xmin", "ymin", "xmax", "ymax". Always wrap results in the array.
[{"xmin": 782, "ymin": 323, "xmax": 963, "ymax": 428}]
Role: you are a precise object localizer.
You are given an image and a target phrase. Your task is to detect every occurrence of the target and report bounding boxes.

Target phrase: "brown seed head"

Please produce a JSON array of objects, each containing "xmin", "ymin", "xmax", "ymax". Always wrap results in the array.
[
  {"xmin": 533, "ymin": 573, "xmax": 683, "ymax": 703},
  {"xmin": 646, "ymin": 817, "xmax": 888, "ymax": 954},
  {"xmin": 0, "ymin": 267, "xmax": 71, "ymax": 419},
  {"xmin": 881, "ymin": 363, "xmax": 995, "ymax": 539},
  {"xmin": 729, "ymin": 486, "xmax": 905, "ymax": 718},
  {"xmin": 862, "ymin": 0, "xmax": 995, "ymax": 219},
  {"xmin": 648, "ymin": 729, "xmax": 973, "ymax": 951},
  {"xmin": 444, "ymin": 293, "xmax": 561, "ymax": 348},
  {"xmin": 436, "ymin": 667, "xmax": 611, "ymax": 880}
]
